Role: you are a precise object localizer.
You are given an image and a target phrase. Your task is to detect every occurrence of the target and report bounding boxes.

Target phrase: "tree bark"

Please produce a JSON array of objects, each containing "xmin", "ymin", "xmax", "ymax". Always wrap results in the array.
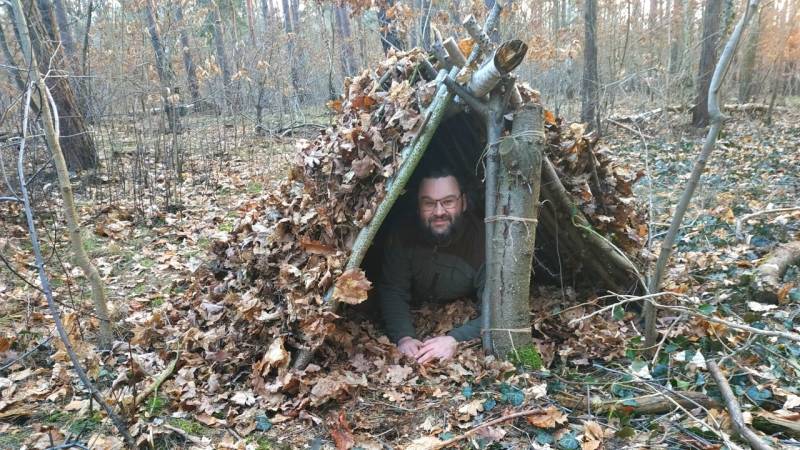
[
  {"xmin": 260, "ymin": 0, "xmax": 270, "ymax": 28},
  {"xmin": 738, "ymin": 6, "xmax": 761, "ymax": 101},
  {"xmin": 334, "ymin": 3, "xmax": 357, "ymax": 78},
  {"xmin": 24, "ymin": 0, "xmax": 97, "ymax": 171},
  {"xmin": 210, "ymin": 1, "xmax": 233, "ymax": 110},
  {"xmin": 52, "ymin": 0, "xmax": 76, "ymax": 60},
  {"xmin": 668, "ymin": 0, "xmax": 684, "ymax": 74},
  {"xmin": 486, "ymin": 104, "xmax": 543, "ymax": 357},
  {"xmin": 175, "ymin": 4, "xmax": 201, "ymax": 104},
  {"xmin": 692, "ymin": 0, "xmax": 722, "ymax": 127},
  {"xmin": 580, "ymin": 0, "xmax": 599, "ymax": 130},
  {"xmin": 11, "ymin": 0, "xmax": 113, "ymax": 350},
  {"xmin": 246, "ymin": 0, "xmax": 257, "ymax": 45},
  {"xmin": 281, "ymin": 0, "xmax": 303, "ymax": 102},
  {"xmin": 143, "ymin": 0, "xmax": 180, "ymax": 131}
]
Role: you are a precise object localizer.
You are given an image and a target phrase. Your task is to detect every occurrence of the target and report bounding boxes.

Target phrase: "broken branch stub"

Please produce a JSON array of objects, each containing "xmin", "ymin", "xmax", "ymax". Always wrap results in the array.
[
  {"xmin": 467, "ymin": 40, "xmax": 528, "ymax": 98},
  {"xmin": 443, "ymin": 37, "xmax": 467, "ymax": 68},
  {"xmin": 463, "ymin": 15, "xmax": 492, "ymax": 56}
]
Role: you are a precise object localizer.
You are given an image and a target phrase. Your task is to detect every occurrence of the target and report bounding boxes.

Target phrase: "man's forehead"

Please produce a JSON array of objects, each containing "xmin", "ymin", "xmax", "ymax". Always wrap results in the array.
[{"xmin": 418, "ymin": 176, "xmax": 460, "ymax": 196}]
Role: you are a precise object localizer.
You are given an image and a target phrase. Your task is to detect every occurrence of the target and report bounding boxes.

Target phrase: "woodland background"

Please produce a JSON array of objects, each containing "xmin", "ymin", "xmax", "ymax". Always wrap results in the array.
[{"xmin": 1, "ymin": 0, "xmax": 799, "ymax": 449}]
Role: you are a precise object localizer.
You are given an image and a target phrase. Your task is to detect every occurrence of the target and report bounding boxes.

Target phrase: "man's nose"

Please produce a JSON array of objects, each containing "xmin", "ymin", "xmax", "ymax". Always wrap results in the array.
[{"xmin": 433, "ymin": 201, "xmax": 446, "ymax": 214}]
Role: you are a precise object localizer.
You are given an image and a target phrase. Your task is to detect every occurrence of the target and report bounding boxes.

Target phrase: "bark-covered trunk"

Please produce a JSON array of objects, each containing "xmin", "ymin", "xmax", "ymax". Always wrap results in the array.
[
  {"xmin": 334, "ymin": 3, "xmax": 357, "ymax": 78},
  {"xmin": 739, "ymin": 7, "xmax": 761, "ymax": 101},
  {"xmin": 551, "ymin": 0, "xmax": 560, "ymax": 34},
  {"xmin": 246, "ymin": 0, "xmax": 257, "ymax": 45},
  {"xmin": 419, "ymin": 0, "xmax": 432, "ymax": 50},
  {"xmin": 669, "ymin": 0, "xmax": 684, "ymax": 74},
  {"xmin": 52, "ymin": 0, "xmax": 76, "ymax": 60},
  {"xmin": 210, "ymin": 2, "xmax": 233, "ymax": 110},
  {"xmin": 281, "ymin": 0, "xmax": 303, "ymax": 102},
  {"xmin": 486, "ymin": 104, "xmax": 544, "ymax": 357},
  {"xmin": 377, "ymin": 0, "xmax": 403, "ymax": 54},
  {"xmin": 143, "ymin": 0, "xmax": 180, "ymax": 131},
  {"xmin": 175, "ymin": 5, "xmax": 200, "ymax": 104},
  {"xmin": 260, "ymin": 0, "xmax": 270, "ymax": 27},
  {"xmin": 0, "ymin": 19, "xmax": 26, "ymax": 92},
  {"xmin": 25, "ymin": 0, "xmax": 97, "ymax": 171},
  {"xmin": 581, "ymin": 0, "xmax": 599, "ymax": 130},
  {"xmin": 692, "ymin": 0, "xmax": 722, "ymax": 127}
]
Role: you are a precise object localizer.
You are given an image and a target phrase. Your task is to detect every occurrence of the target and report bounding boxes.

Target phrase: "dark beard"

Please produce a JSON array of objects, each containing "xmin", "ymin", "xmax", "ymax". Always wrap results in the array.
[{"xmin": 420, "ymin": 211, "xmax": 465, "ymax": 245}]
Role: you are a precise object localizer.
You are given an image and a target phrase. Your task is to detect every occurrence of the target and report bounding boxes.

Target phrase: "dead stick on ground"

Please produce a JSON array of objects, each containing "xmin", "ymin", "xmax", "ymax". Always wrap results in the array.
[
  {"xmin": 134, "ymin": 351, "xmax": 181, "ymax": 406},
  {"xmin": 735, "ymin": 207, "xmax": 800, "ymax": 241},
  {"xmin": 707, "ymin": 360, "xmax": 774, "ymax": 450},
  {"xmin": 605, "ymin": 118, "xmax": 654, "ymax": 140},
  {"xmin": 432, "ymin": 409, "xmax": 548, "ymax": 449}
]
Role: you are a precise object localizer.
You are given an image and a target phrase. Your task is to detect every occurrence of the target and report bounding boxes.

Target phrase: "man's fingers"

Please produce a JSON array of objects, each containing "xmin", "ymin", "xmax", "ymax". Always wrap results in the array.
[{"xmin": 416, "ymin": 347, "xmax": 438, "ymax": 364}]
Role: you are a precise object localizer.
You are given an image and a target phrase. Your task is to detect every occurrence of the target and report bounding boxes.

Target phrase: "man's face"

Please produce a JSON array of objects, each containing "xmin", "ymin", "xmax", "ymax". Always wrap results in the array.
[{"xmin": 417, "ymin": 176, "xmax": 466, "ymax": 242}]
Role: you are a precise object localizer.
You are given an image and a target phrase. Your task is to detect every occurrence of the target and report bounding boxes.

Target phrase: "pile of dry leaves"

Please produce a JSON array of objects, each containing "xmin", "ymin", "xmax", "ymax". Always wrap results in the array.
[{"xmin": 118, "ymin": 48, "xmax": 647, "ymax": 441}]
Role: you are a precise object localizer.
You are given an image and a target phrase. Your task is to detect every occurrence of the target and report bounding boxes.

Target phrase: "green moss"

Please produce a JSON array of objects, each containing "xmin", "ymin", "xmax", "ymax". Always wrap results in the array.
[
  {"xmin": 247, "ymin": 437, "xmax": 273, "ymax": 450},
  {"xmin": 508, "ymin": 344, "xmax": 543, "ymax": 370},
  {"xmin": 68, "ymin": 411, "xmax": 103, "ymax": 435},
  {"xmin": 0, "ymin": 430, "xmax": 25, "ymax": 448},
  {"xmin": 147, "ymin": 395, "xmax": 169, "ymax": 416},
  {"xmin": 247, "ymin": 182, "xmax": 263, "ymax": 194},
  {"xmin": 150, "ymin": 296, "xmax": 165, "ymax": 307},
  {"xmin": 168, "ymin": 418, "xmax": 209, "ymax": 436},
  {"xmin": 219, "ymin": 221, "xmax": 235, "ymax": 233},
  {"xmin": 45, "ymin": 410, "xmax": 69, "ymax": 424},
  {"xmin": 138, "ymin": 258, "xmax": 155, "ymax": 269}
]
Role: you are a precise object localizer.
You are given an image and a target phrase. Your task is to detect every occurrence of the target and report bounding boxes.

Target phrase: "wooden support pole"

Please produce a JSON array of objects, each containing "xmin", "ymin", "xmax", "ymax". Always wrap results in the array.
[
  {"xmin": 482, "ymin": 90, "xmax": 505, "ymax": 353},
  {"xmin": 485, "ymin": 104, "xmax": 544, "ymax": 357},
  {"xmin": 467, "ymin": 40, "xmax": 528, "ymax": 98},
  {"xmin": 463, "ymin": 15, "xmax": 492, "ymax": 59},
  {"xmin": 443, "ymin": 37, "xmax": 467, "ymax": 68}
]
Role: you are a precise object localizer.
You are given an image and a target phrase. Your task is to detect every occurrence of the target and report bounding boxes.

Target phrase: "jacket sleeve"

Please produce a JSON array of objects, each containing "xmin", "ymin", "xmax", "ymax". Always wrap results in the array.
[
  {"xmin": 376, "ymin": 235, "xmax": 416, "ymax": 343},
  {"xmin": 447, "ymin": 262, "xmax": 485, "ymax": 342}
]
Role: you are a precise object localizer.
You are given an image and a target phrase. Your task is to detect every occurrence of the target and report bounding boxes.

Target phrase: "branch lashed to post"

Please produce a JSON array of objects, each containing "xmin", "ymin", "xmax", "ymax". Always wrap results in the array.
[{"xmin": 486, "ymin": 104, "xmax": 544, "ymax": 356}]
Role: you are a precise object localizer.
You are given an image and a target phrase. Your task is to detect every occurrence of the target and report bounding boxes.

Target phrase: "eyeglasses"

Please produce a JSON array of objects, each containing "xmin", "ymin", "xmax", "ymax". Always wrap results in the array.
[{"xmin": 419, "ymin": 194, "xmax": 462, "ymax": 212}]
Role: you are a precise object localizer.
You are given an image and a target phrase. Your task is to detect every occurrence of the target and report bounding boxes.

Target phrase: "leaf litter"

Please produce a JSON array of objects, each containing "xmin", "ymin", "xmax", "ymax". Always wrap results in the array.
[{"xmin": 1, "ymin": 50, "xmax": 799, "ymax": 448}]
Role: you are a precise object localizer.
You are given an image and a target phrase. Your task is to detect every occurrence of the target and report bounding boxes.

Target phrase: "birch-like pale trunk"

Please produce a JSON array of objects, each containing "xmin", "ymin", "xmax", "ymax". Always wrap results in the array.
[
  {"xmin": 10, "ymin": 0, "xmax": 113, "ymax": 350},
  {"xmin": 644, "ymin": 0, "xmax": 761, "ymax": 348}
]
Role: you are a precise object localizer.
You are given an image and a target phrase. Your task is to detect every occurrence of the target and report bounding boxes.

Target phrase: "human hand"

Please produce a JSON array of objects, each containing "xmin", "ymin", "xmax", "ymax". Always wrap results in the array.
[
  {"xmin": 416, "ymin": 336, "xmax": 457, "ymax": 364},
  {"xmin": 397, "ymin": 336, "xmax": 423, "ymax": 358}
]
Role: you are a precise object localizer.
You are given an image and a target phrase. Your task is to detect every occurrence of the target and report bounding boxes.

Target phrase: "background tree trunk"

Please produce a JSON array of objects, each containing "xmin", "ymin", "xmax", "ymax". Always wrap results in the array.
[
  {"xmin": 581, "ymin": 0, "xmax": 599, "ymax": 130},
  {"xmin": 210, "ymin": 1, "xmax": 233, "ymax": 110},
  {"xmin": 176, "ymin": 4, "xmax": 200, "ymax": 104},
  {"xmin": 52, "ymin": 0, "xmax": 76, "ymax": 61},
  {"xmin": 739, "ymin": 7, "xmax": 761, "ymax": 101},
  {"xmin": 281, "ymin": 0, "xmax": 303, "ymax": 103},
  {"xmin": 25, "ymin": 0, "xmax": 97, "ymax": 171},
  {"xmin": 668, "ymin": 0, "xmax": 683, "ymax": 74},
  {"xmin": 487, "ymin": 104, "xmax": 544, "ymax": 357},
  {"xmin": 692, "ymin": 0, "xmax": 722, "ymax": 127},
  {"xmin": 143, "ymin": 0, "xmax": 180, "ymax": 131},
  {"xmin": 334, "ymin": 3, "xmax": 357, "ymax": 78}
]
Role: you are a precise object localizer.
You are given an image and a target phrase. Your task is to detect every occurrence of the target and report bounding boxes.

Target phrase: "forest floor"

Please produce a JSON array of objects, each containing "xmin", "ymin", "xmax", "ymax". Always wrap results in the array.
[{"xmin": 1, "ymin": 106, "xmax": 799, "ymax": 449}]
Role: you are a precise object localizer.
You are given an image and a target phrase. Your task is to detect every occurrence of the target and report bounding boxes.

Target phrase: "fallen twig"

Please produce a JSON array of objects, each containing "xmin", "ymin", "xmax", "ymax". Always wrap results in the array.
[
  {"xmin": 134, "ymin": 351, "xmax": 181, "ymax": 407},
  {"xmin": 605, "ymin": 118, "xmax": 654, "ymax": 139},
  {"xmin": 735, "ymin": 207, "xmax": 800, "ymax": 241},
  {"xmin": 654, "ymin": 303, "xmax": 800, "ymax": 342},
  {"xmin": 432, "ymin": 408, "xmax": 551, "ymax": 449},
  {"xmin": 554, "ymin": 390, "xmax": 719, "ymax": 415},
  {"xmin": 163, "ymin": 423, "xmax": 209, "ymax": 446},
  {"xmin": 707, "ymin": 360, "xmax": 774, "ymax": 450}
]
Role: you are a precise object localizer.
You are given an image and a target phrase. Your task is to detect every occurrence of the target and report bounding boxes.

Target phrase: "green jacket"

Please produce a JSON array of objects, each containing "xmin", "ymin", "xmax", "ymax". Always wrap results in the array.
[{"xmin": 377, "ymin": 213, "xmax": 485, "ymax": 343}]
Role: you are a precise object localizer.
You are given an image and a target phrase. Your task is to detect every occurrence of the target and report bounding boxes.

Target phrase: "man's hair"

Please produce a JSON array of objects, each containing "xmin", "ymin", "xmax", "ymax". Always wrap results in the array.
[{"xmin": 416, "ymin": 166, "xmax": 463, "ymax": 194}]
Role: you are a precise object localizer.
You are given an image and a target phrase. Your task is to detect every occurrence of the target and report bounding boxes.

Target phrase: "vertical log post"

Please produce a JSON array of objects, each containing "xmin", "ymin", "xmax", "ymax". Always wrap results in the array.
[{"xmin": 486, "ymin": 104, "xmax": 544, "ymax": 357}]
